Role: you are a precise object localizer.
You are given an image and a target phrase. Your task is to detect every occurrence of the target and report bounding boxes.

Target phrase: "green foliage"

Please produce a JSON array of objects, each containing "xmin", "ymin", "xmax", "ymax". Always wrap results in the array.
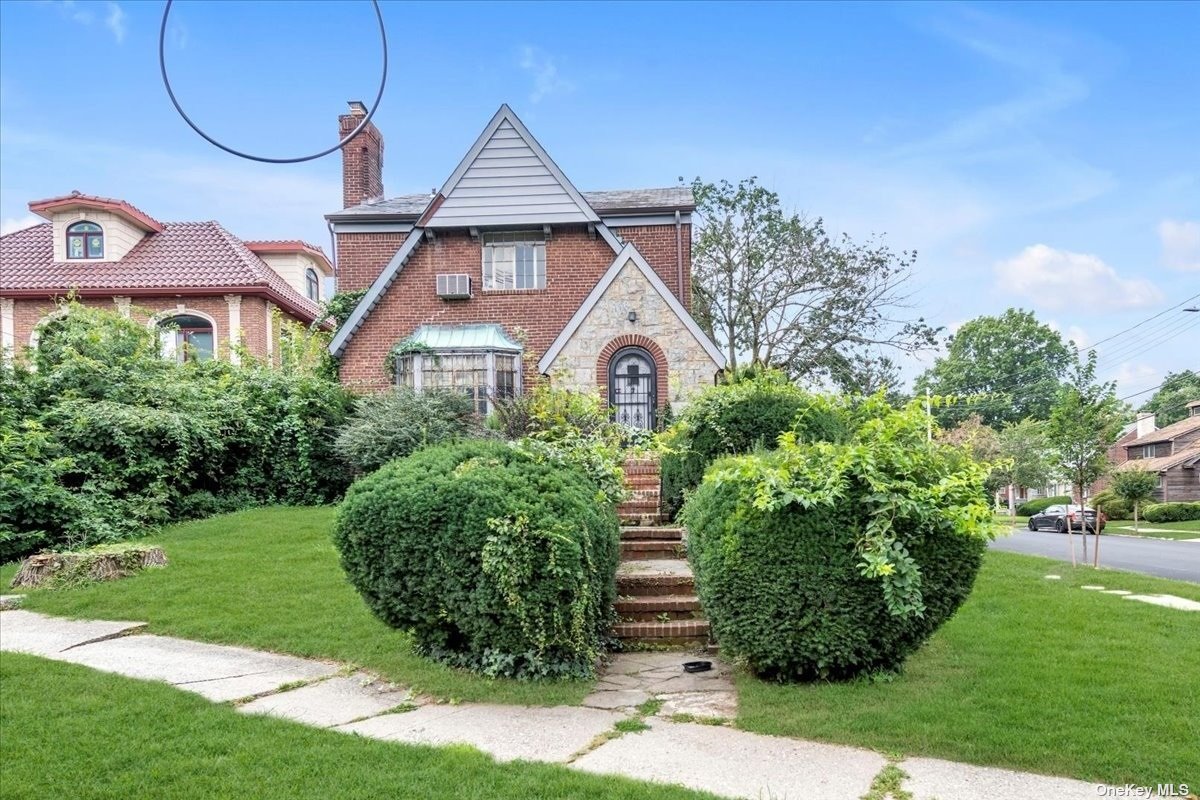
[
  {"xmin": 0, "ymin": 301, "xmax": 353, "ymax": 560},
  {"xmin": 1090, "ymin": 490, "xmax": 1131, "ymax": 520},
  {"xmin": 681, "ymin": 394, "xmax": 991, "ymax": 680},
  {"xmin": 1046, "ymin": 354, "xmax": 1124, "ymax": 502},
  {"xmin": 661, "ymin": 368, "xmax": 813, "ymax": 518},
  {"xmin": 1015, "ymin": 496, "xmax": 1072, "ymax": 517},
  {"xmin": 1110, "ymin": 467, "xmax": 1159, "ymax": 525},
  {"xmin": 333, "ymin": 388, "xmax": 482, "ymax": 474},
  {"xmin": 322, "ymin": 289, "xmax": 367, "ymax": 328},
  {"xmin": 496, "ymin": 384, "xmax": 630, "ymax": 506},
  {"xmin": 995, "ymin": 418, "xmax": 1053, "ymax": 493},
  {"xmin": 332, "ymin": 440, "xmax": 620, "ymax": 680},
  {"xmin": 914, "ymin": 309, "xmax": 1077, "ymax": 427},
  {"xmin": 1139, "ymin": 370, "xmax": 1200, "ymax": 427},
  {"xmin": 1143, "ymin": 502, "xmax": 1200, "ymax": 524}
]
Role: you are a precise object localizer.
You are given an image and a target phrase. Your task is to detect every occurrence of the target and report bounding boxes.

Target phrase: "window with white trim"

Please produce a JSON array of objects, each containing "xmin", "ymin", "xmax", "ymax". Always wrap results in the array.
[
  {"xmin": 395, "ymin": 349, "xmax": 522, "ymax": 414},
  {"xmin": 482, "ymin": 231, "xmax": 545, "ymax": 291}
]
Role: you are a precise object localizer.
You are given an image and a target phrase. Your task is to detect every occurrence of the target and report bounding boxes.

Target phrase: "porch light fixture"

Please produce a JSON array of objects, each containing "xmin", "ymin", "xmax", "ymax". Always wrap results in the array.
[{"xmin": 627, "ymin": 311, "xmax": 638, "ymax": 323}]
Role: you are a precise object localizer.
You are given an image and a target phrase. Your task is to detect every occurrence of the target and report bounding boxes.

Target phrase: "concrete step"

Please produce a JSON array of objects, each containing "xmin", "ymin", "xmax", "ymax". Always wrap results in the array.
[
  {"xmin": 617, "ymin": 572, "xmax": 695, "ymax": 597},
  {"xmin": 615, "ymin": 594, "xmax": 703, "ymax": 621},
  {"xmin": 621, "ymin": 540, "xmax": 685, "ymax": 560},
  {"xmin": 619, "ymin": 513, "xmax": 667, "ymax": 526},
  {"xmin": 613, "ymin": 619, "xmax": 710, "ymax": 646},
  {"xmin": 619, "ymin": 526, "xmax": 683, "ymax": 541}
]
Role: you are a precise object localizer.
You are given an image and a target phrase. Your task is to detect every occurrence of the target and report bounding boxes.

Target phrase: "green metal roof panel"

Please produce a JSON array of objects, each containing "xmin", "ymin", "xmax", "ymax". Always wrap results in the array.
[{"xmin": 410, "ymin": 324, "xmax": 522, "ymax": 352}]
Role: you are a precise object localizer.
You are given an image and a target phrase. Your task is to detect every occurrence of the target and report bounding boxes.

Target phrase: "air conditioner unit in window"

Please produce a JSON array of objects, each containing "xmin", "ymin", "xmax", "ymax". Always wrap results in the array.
[{"xmin": 436, "ymin": 273, "xmax": 471, "ymax": 299}]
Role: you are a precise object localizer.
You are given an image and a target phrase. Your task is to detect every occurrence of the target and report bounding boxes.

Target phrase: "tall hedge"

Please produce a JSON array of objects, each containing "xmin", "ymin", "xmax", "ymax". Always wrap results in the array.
[
  {"xmin": 1143, "ymin": 502, "xmax": 1200, "ymax": 523},
  {"xmin": 682, "ymin": 395, "xmax": 991, "ymax": 681},
  {"xmin": 332, "ymin": 440, "xmax": 620, "ymax": 679}
]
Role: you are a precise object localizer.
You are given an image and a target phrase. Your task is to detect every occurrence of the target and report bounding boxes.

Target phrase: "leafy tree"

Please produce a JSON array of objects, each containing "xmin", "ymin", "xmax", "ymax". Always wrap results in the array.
[
  {"xmin": 1140, "ymin": 370, "xmax": 1200, "ymax": 426},
  {"xmin": 1110, "ymin": 467, "xmax": 1158, "ymax": 532},
  {"xmin": 914, "ymin": 309, "xmax": 1077, "ymax": 428},
  {"xmin": 689, "ymin": 177, "xmax": 937, "ymax": 382},
  {"xmin": 994, "ymin": 419, "xmax": 1054, "ymax": 511},
  {"xmin": 1046, "ymin": 355, "xmax": 1123, "ymax": 567}
]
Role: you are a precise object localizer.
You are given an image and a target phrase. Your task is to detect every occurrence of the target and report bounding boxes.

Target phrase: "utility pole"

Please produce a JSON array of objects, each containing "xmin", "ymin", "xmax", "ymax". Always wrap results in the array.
[{"xmin": 925, "ymin": 388, "xmax": 932, "ymax": 443}]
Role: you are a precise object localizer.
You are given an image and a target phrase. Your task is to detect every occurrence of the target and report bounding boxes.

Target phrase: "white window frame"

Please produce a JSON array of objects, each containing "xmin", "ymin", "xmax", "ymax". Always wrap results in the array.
[
  {"xmin": 395, "ymin": 348, "xmax": 523, "ymax": 414},
  {"xmin": 481, "ymin": 231, "xmax": 545, "ymax": 291}
]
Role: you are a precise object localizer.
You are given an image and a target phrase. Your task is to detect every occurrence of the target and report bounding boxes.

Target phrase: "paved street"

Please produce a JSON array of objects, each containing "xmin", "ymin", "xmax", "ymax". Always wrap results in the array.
[{"xmin": 991, "ymin": 529, "xmax": 1200, "ymax": 583}]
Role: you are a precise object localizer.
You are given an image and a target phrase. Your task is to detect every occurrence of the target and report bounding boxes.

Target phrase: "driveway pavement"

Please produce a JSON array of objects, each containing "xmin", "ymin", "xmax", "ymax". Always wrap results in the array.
[
  {"xmin": 0, "ymin": 608, "xmax": 1117, "ymax": 800},
  {"xmin": 991, "ymin": 528, "xmax": 1200, "ymax": 583}
]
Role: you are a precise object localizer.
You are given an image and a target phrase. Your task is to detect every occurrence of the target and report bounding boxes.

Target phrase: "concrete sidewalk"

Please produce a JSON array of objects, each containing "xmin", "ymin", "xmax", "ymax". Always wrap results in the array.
[{"xmin": 0, "ymin": 609, "xmax": 1114, "ymax": 800}]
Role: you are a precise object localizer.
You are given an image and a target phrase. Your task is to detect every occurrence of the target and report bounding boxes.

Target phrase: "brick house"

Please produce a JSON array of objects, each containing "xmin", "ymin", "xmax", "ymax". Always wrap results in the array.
[
  {"xmin": 0, "ymin": 192, "xmax": 331, "ymax": 364},
  {"xmin": 1102, "ymin": 402, "xmax": 1200, "ymax": 502},
  {"xmin": 327, "ymin": 102, "xmax": 726, "ymax": 427}
]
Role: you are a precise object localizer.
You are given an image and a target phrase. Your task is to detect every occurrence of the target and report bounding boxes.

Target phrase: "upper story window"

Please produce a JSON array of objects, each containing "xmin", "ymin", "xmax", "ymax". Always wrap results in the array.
[
  {"xmin": 482, "ymin": 231, "xmax": 545, "ymax": 291},
  {"xmin": 66, "ymin": 221, "xmax": 104, "ymax": 260},
  {"xmin": 305, "ymin": 268, "xmax": 320, "ymax": 301}
]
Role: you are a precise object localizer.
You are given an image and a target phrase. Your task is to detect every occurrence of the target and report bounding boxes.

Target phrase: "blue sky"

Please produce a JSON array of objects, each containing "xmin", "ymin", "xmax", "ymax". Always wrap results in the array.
[{"xmin": 2, "ymin": 1, "xmax": 1197, "ymax": 400}]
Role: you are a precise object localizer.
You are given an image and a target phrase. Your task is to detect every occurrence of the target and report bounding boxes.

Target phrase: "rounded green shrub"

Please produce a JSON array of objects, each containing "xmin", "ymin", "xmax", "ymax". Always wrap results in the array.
[
  {"xmin": 661, "ymin": 369, "xmax": 819, "ymax": 518},
  {"xmin": 1143, "ymin": 502, "xmax": 1200, "ymax": 524},
  {"xmin": 333, "ymin": 388, "xmax": 482, "ymax": 474},
  {"xmin": 1090, "ymin": 490, "xmax": 1131, "ymax": 520},
  {"xmin": 682, "ymin": 395, "xmax": 991, "ymax": 681},
  {"xmin": 332, "ymin": 440, "xmax": 620, "ymax": 679},
  {"xmin": 1015, "ymin": 495, "xmax": 1072, "ymax": 517}
]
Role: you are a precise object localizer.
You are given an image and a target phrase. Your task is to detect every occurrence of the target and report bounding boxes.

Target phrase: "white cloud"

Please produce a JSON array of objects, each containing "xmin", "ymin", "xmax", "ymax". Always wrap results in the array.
[
  {"xmin": 104, "ymin": 2, "xmax": 126, "ymax": 44},
  {"xmin": 1, "ymin": 214, "xmax": 40, "ymax": 236},
  {"xmin": 44, "ymin": 1, "xmax": 125, "ymax": 43},
  {"xmin": 1157, "ymin": 219, "xmax": 1200, "ymax": 271},
  {"xmin": 1048, "ymin": 320, "xmax": 1089, "ymax": 349},
  {"xmin": 518, "ymin": 46, "xmax": 573, "ymax": 104},
  {"xmin": 1109, "ymin": 362, "xmax": 1160, "ymax": 396},
  {"xmin": 995, "ymin": 244, "xmax": 1163, "ymax": 311}
]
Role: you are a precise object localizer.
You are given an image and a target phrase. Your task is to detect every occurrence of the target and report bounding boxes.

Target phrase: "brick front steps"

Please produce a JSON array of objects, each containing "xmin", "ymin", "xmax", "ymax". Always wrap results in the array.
[{"xmin": 613, "ymin": 457, "xmax": 711, "ymax": 648}]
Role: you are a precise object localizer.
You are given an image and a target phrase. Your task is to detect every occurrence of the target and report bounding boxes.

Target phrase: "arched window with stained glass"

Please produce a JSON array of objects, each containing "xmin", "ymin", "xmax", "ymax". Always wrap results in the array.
[{"xmin": 66, "ymin": 221, "xmax": 104, "ymax": 260}]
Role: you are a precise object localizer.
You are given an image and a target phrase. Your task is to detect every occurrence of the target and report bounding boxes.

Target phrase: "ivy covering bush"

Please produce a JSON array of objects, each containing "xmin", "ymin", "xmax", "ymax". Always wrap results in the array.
[
  {"xmin": 0, "ymin": 302, "xmax": 353, "ymax": 562},
  {"xmin": 1143, "ymin": 502, "xmax": 1200, "ymax": 523},
  {"xmin": 332, "ymin": 440, "xmax": 620, "ymax": 679},
  {"xmin": 334, "ymin": 388, "xmax": 482, "ymax": 474},
  {"xmin": 1015, "ymin": 495, "xmax": 1072, "ymax": 517},
  {"xmin": 660, "ymin": 368, "xmax": 817, "ymax": 518},
  {"xmin": 681, "ymin": 394, "xmax": 992, "ymax": 681}
]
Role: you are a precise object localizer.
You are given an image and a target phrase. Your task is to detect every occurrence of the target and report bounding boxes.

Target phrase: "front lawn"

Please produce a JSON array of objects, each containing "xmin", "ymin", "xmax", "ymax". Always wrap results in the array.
[
  {"xmin": 0, "ymin": 507, "xmax": 590, "ymax": 706},
  {"xmin": 1104, "ymin": 518, "xmax": 1200, "ymax": 540},
  {"xmin": 735, "ymin": 551, "xmax": 1200, "ymax": 788},
  {"xmin": 0, "ymin": 653, "xmax": 712, "ymax": 800}
]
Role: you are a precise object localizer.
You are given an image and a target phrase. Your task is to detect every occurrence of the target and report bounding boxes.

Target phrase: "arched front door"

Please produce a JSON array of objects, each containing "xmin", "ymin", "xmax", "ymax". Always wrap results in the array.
[{"xmin": 608, "ymin": 346, "xmax": 656, "ymax": 430}]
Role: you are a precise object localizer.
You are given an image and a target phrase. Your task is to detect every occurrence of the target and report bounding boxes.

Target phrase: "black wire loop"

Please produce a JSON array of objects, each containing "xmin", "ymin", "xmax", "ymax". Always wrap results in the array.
[{"xmin": 158, "ymin": 0, "xmax": 387, "ymax": 164}]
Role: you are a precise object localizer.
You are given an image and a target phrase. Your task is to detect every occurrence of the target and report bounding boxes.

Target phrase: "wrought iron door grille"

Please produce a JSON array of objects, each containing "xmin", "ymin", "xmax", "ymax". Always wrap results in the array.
[{"xmin": 609, "ymin": 347, "xmax": 655, "ymax": 430}]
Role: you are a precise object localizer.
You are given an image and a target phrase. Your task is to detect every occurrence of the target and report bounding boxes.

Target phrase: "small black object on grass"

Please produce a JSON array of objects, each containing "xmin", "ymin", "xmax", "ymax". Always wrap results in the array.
[{"xmin": 683, "ymin": 661, "xmax": 712, "ymax": 673}]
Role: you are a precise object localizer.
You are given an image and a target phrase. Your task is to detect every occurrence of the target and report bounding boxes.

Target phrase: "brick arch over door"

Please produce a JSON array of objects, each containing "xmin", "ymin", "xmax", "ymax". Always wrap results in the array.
[{"xmin": 596, "ymin": 335, "xmax": 669, "ymax": 409}]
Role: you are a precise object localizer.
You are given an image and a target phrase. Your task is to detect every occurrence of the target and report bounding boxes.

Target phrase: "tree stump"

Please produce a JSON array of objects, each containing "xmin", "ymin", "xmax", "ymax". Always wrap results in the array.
[{"xmin": 10, "ymin": 546, "xmax": 167, "ymax": 589}]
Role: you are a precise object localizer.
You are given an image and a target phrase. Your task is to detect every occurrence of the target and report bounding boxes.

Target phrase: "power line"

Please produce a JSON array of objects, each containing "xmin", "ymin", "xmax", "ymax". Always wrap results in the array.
[
  {"xmin": 1076, "ymin": 292, "xmax": 1200, "ymax": 353},
  {"xmin": 1095, "ymin": 317, "xmax": 1200, "ymax": 373}
]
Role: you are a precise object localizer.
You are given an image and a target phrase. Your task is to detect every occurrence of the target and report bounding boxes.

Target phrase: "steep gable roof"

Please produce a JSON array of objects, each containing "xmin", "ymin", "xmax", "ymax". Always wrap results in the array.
[
  {"xmin": 423, "ymin": 105, "xmax": 601, "ymax": 228},
  {"xmin": 538, "ymin": 243, "xmax": 728, "ymax": 373},
  {"xmin": 1128, "ymin": 414, "xmax": 1200, "ymax": 446}
]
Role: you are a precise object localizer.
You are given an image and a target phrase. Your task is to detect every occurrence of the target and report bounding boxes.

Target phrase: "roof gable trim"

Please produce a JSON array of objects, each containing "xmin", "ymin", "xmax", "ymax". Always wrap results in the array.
[{"xmin": 329, "ymin": 227, "xmax": 425, "ymax": 357}]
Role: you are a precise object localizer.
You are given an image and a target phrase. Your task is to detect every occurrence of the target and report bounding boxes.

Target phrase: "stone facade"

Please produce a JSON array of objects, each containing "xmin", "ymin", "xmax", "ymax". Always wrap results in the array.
[{"xmin": 547, "ymin": 258, "xmax": 720, "ymax": 409}]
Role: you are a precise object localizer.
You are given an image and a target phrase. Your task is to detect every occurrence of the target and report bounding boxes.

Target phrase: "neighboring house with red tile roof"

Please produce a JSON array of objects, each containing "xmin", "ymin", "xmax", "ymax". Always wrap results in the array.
[
  {"xmin": 327, "ymin": 102, "xmax": 726, "ymax": 426},
  {"xmin": 1096, "ymin": 402, "xmax": 1200, "ymax": 503},
  {"xmin": 0, "ymin": 191, "xmax": 332, "ymax": 364}
]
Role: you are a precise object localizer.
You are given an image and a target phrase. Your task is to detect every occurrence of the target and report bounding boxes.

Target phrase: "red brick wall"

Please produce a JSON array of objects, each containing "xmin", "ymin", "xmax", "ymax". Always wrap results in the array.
[
  {"xmin": 335, "ymin": 232, "xmax": 409, "ymax": 294},
  {"xmin": 613, "ymin": 224, "xmax": 691, "ymax": 310},
  {"xmin": 8, "ymin": 294, "xmax": 299, "ymax": 363},
  {"xmin": 337, "ymin": 227, "xmax": 619, "ymax": 391}
]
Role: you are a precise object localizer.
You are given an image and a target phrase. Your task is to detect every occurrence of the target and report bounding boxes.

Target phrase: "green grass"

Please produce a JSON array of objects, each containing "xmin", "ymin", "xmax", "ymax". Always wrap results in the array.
[
  {"xmin": 993, "ymin": 514, "xmax": 1030, "ymax": 527},
  {"xmin": 0, "ymin": 653, "xmax": 715, "ymax": 800},
  {"xmin": 1104, "ymin": 518, "xmax": 1200, "ymax": 540},
  {"xmin": 0, "ymin": 507, "xmax": 590, "ymax": 706},
  {"xmin": 735, "ymin": 551, "xmax": 1200, "ymax": 788}
]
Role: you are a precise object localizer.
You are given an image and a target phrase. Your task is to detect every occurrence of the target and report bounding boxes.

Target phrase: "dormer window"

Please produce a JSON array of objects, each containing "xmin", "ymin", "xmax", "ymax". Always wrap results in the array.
[
  {"xmin": 305, "ymin": 267, "xmax": 320, "ymax": 301},
  {"xmin": 66, "ymin": 221, "xmax": 104, "ymax": 259},
  {"xmin": 482, "ymin": 231, "xmax": 545, "ymax": 291}
]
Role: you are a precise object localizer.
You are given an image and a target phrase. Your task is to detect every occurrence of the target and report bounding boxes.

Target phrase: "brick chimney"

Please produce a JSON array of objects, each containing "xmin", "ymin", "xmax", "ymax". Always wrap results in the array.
[
  {"xmin": 339, "ymin": 100, "xmax": 384, "ymax": 209},
  {"xmin": 1136, "ymin": 411, "xmax": 1157, "ymax": 438}
]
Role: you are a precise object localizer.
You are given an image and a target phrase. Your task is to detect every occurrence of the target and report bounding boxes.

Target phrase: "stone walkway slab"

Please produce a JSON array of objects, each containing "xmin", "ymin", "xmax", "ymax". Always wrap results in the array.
[
  {"xmin": 54, "ymin": 633, "xmax": 338, "ymax": 701},
  {"xmin": 1122, "ymin": 593, "xmax": 1200, "ymax": 611},
  {"xmin": 573, "ymin": 718, "xmax": 885, "ymax": 800},
  {"xmin": 338, "ymin": 703, "xmax": 624, "ymax": 762},
  {"xmin": 239, "ymin": 673, "xmax": 414, "ymax": 727},
  {"xmin": 585, "ymin": 652, "xmax": 737, "ymax": 718},
  {"xmin": 902, "ymin": 756, "xmax": 1107, "ymax": 799},
  {"xmin": 0, "ymin": 609, "xmax": 145, "ymax": 655}
]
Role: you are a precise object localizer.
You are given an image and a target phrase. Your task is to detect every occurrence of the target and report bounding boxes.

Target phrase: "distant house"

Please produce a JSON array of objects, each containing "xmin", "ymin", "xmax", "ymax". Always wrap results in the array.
[
  {"xmin": 0, "ymin": 192, "xmax": 331, "ymax": 363},
  {"xmin": 1098, "ymin": 401, "xmax": 1200, "ymax": 502},
  {"xmin": 326, "ymin": 102, "xmax": 727, "ymax": 427}
]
